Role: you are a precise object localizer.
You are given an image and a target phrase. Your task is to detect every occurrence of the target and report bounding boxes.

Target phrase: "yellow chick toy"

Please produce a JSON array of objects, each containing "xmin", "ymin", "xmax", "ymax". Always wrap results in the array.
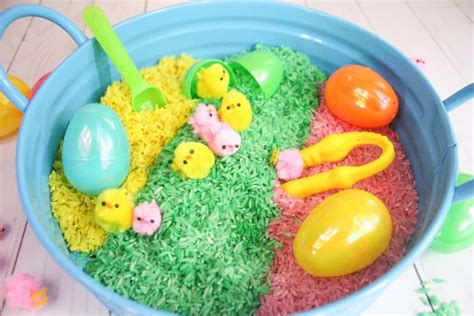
[
  {"xmin": 95, "ymin": 189, "xmax": 133, "ymax": 233},
  {"xmin": 218, "ymin": 90, "xmax": 253, "ymax": 132},
  {"xmin": 171, "ymin": 142, "xmax": 215, "ymax": 179},
  {"xmin": 196, "ymin": 63, "xmax": 230, "ymax": 99}
]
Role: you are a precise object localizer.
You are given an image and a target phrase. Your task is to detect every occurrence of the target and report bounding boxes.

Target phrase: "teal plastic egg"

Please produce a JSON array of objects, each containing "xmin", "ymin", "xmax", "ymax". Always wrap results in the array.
[{"xmin": 62, "ymin": 103, "xmax": 130, "ymax": 196}]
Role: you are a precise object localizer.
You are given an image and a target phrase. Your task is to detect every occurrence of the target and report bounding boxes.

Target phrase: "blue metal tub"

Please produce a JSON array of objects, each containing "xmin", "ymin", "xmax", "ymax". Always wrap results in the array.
[{"xmin": 0, "ymin": 1, "xmax": 472, "ymax": 315}]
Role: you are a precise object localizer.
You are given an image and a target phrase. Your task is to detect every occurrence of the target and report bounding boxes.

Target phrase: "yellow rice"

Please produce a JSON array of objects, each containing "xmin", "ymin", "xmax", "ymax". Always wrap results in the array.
[{"xmin": 49, "ymin": 55, "xmax": 196, "ymax": 252}]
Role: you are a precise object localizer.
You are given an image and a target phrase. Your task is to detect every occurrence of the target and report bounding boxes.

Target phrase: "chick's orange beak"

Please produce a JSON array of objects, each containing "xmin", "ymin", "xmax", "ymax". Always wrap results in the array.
[
  {"xmin": 106, "ymin": 203, "xmax": 113, "ymax": 209},
  {"xmin": 185, "ymin": 155, "xmax": 192, "ymax": 160}
]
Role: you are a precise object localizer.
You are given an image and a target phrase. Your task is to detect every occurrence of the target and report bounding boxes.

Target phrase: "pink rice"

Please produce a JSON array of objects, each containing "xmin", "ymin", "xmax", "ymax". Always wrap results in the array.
[{"xmin": 257, "ymin": 89, "xmax": 419, "ymax": 315}]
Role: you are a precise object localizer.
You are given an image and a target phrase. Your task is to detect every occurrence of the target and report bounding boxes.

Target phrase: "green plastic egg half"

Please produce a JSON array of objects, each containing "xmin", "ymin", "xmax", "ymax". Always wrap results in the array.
[{"xmin": 62, "ymin": 103, "xmax": 130, "ymax": 196}]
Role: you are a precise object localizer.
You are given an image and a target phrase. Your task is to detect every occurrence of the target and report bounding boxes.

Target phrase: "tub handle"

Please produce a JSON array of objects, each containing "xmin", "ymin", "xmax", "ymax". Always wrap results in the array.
[
  {"xmin": 0, "ymin": 4, "xmax": 87, "ymax": 112},
  {"xmin": 443, "ymin": 83, "xmax": 474, "ymax": 203}
]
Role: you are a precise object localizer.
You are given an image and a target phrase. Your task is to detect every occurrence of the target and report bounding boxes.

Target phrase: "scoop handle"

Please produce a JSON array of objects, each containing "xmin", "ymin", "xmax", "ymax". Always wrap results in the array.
[{"xmin": 83, "ymin": 6, "xmax": 144, "ymax": 91}]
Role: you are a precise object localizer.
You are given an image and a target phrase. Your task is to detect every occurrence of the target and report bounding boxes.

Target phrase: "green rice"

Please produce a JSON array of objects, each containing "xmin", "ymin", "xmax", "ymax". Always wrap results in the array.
[{"xmin": 85, "ymin": 45, "xmax": 326, "ymax": 315}]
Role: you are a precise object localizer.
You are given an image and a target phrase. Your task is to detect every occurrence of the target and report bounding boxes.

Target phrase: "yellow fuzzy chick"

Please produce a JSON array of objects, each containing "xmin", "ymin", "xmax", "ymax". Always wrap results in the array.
[
  {"xmin": 196, "ymin": 63, "xmax": 230, "ymax": 99},
  {"xmin": 218, "ymin": 90, "xmax": 253, "ymax": 132},
  {"xmin": 171, "ymin": 142, "xmax": 215, "ymax": 179},
  {"xmin": 95, "ymin": 189, "xmax": 133, "ymax": 233}
]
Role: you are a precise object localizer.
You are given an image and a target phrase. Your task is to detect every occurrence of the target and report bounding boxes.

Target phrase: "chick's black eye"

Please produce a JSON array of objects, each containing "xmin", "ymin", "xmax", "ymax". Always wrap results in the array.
[
  {"xmin": 222, "ymin": 145, "xmax": 226, "ymax": 150},
  {"xmin": 235, "ymin": 144, "xmax": 239, "ymax": 148},
  {"xmin": 137, "ymin": 217, "xmax": 141, "ymax": 221},
  {"xmin": 237, "ymin": 103, "xmax": 241, "ymax": 107},
  {"xmin": 209, "ymin": 113, "xmax": 213, "ymax": 117},
  {"xmin": 226, "ymin": 106, "xmax": 231, "ymax": 110},
  {"xmin": 183, "ymin": 160, "xmax": 188, "ymax": 165},
  {"xmin": 101, "ymin": 201, "xmax": 106, "ymax": 207},
  {"xmin": 220, "ymin": 77, "xmax": 223, "ymax": 81},
  {"xmin": 150, "ymin": 219, "xmax": 155, "ymax": 224},
  {"xmin": 190, "ymin": 149, "xmax": 195, "ymax": 154},
  {"xmin": 115, "ymin": 204, "xmax": 120, "ymax": 208}
]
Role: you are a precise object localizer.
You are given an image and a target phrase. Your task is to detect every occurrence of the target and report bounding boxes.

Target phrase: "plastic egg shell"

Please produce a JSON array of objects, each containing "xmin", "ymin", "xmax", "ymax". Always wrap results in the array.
[
  {"xmin": 62, "ymin": 103, "xmax": 130, "ymax": 196},
  {"xmin": 0, "ymin": 76, "xmax": 31, "ymax": 138},
  {"xmin": 325, "ymin": 65, "xmax": 399, "ymax": 128},
  {"xmin": 293, "ymin": 189, "xmax": 392, "ymax": 277}
]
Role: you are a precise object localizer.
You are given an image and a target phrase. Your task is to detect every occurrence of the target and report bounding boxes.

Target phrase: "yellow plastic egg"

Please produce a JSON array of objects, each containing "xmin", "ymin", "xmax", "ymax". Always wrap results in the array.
[
  {"xmin": 293, "ymin": 189, "xmax": 392, "ymax": 277},
  {"xmin": 0, "ymin": 76, "xmax": 31, "ymax": 138}
]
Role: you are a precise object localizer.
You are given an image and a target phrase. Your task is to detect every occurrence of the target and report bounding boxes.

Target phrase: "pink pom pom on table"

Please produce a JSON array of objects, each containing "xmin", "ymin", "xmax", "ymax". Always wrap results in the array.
[
  {"xmin": 1, "ymin": 273, "xmax": 48, "ymax": 311},
  {"xmin": 276, "ymin": 149, "xmax": 304, "ymax": 181}
]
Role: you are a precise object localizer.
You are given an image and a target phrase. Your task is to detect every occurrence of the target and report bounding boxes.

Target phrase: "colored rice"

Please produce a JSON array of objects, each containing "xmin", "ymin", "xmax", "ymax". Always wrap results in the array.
[
  {"xmin": 84, "ymin": 46, "xmax": 326, "ymax": 315},
  {"xmin": 49, "ymin": 55, "xmax": 196, "ymax": 252},
  {"xmin": 50, "ymin": 44, "xmax": 419, "ymax": 314},
  {"xmin": 257, "ymin": 91, "xmax": 419, "ymax": 315}
]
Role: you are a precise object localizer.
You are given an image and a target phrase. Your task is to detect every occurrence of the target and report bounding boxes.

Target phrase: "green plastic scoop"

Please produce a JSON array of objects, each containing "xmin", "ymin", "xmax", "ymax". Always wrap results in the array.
[
  {"xmin": 229, "ymin": 50, "xmax": 284, "ymax": 99},
  {"xmin": 83, "ymin": 6, "xmax": 166, "ymax": 111}
]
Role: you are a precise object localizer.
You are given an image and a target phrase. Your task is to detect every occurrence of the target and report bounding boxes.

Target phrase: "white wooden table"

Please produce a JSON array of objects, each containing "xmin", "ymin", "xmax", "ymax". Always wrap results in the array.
[{"xmin": 0, "ymin": 1, "xmax": 472, "ymax": 315}]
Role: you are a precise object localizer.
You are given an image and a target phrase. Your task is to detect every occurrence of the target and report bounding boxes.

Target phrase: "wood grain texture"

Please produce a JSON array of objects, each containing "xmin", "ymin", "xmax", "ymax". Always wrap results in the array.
[
  {"xmin": 407, "ymin": 0, "xmax": 473, "ymax": 82},
  {"xmin": 306, "ymin": 0, "xmax": 373, "ymax": 30},
  {"xmin": 454, "ymin": 0, "xmax": 474, "ymax": 22},
  {"xmin": 416, "ymin": 247, "xmax": 474, "ymax": 315},
  {"xmin": 0, "ymin": 0, "xmax": 40, "ymax": 70}
]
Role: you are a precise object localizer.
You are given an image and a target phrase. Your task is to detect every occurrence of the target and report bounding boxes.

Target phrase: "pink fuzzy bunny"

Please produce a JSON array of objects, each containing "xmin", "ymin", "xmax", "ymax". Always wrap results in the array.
[
  {"xmin": 1, "ymin": 274, "xmax": 48, "ymax": 311},
  {"xmin": 132, "ymin": 200, "xmax": 162, "ymax": 236},
  {"xmin": 188, "ymin": 103, "xmax": 220, "ymax": 140},
  {"xmin": 207, "ymin": 123, "xmax": 241, "ymax": 157},
  {"xmin": 276, "ymin": 149, "xmax": 304, "ymax": 181}
]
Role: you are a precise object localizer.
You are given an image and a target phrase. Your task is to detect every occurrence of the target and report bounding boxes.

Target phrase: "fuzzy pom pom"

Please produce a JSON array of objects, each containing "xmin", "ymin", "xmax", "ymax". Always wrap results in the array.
[
  {"xmin": 409, "ymin": 57, "xmax": 427, "ymax": 73},
  {"xmin": 189, "ymin": 103, "xmax": 220, "ymax": 140},
  {"xmin": 276, "ymin": 149, "xmax": 303, "ymax": 180},
  {"xmin": 1, "ymin": 274, "xmax": 48, "ymax": 311},
  {"xmin": 133, "ymin": 200, "xmax": 162, "ymax": 236},
  {"xmin": 208, "ymin": 125, "xmax": 241, "ymax": 157},
  {"xmin": 0, "ymin": 226, "xmax": 5, "ymax": 240}
]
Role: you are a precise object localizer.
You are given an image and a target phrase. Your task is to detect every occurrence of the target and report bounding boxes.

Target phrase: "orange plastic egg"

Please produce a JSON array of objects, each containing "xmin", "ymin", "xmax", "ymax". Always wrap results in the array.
[
  {"xmin": 0, "ymin": 76, "xmax": 31, "ymax": 138},
  {"xmin": 325, "ymin": 65, "xmax": 399, "ymax": 128}
]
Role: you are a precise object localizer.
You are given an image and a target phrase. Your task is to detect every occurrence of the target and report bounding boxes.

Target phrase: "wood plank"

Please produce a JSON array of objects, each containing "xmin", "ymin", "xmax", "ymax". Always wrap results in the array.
[
  {"xmin": 407, "ymin": 0, "xmax": 472, "ymax": 82},
  {"xmin": 2, "ymin": 1, "xmax": 147, "ymax": 315},
  {"xmin": 7, "ymin": 0, "xmax": 92, "ymax": 86},
  {"xmin": 357, "ymin": 0, "xmax": 464, "ymax": 100},
  {"xmin": 0, "ymin": 0, "xmax": 40, "ymax": 70},
  {"xmin": 146, "ymin": 0, "xmax": 190, "ymax": 12},
  {"xmin": 416, "ymin": 248, "xmax": 474, "ymax": 314},
  {"xmin": 364, "ymin": 265, "xmax": 428, "ymax": 315},
  {"xmin": 84, "ymin": 0, "xmax": 146, "ymax": 37},
  {"xmin": 2, "ymin": 227, "xmax": 109, "ymax": 316},
  {"xmin": 0, "ymin": 136, "xmax": 27, "ymax": 300},
  {"xmin": 454, "ymin": 0, "xmax": 474, "ymax": 22},
  {"xmin": 402, "ymin": 1, "xmax": 474, "ymax": 176},
  {"xmin": 306, "ymin": 0, "xmax": 374, "ymax": 30}
]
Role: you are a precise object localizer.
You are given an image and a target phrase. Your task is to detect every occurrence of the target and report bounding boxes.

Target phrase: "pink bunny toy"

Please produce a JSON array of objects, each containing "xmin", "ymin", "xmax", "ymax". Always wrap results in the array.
[
  {"xmin": 275, "ymin": 149, "xmax": 304, "ymax": 181},
  {"xmin": 188, "ymin": 103, "xmax": 220, "ymax": 140},
  {"xmin": 132, "ymin": 200, "xmax": 162, "ymax": 236},
  {"xmin": 208, "ymin": 124, "xmax": 241, "ymax": 157}
]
